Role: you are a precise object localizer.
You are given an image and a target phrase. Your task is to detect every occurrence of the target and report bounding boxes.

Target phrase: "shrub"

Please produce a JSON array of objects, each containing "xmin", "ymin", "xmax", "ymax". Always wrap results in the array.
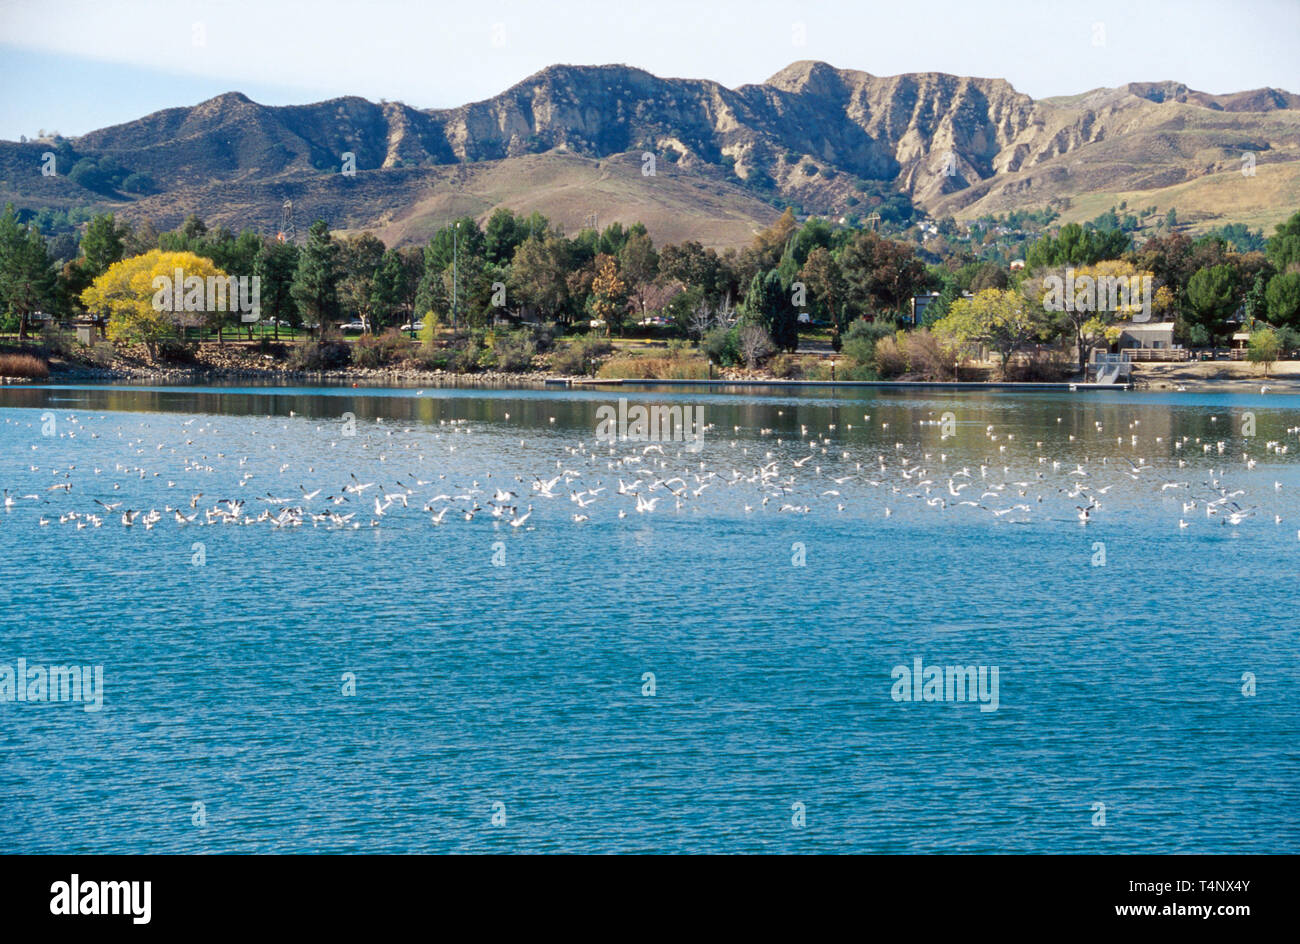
[
  {"xmin": 483, "ymin": 332, "xmax": 538, "ymax": 372},
  {"xmin": 417, "ymin": 313, "xmax": 444, "ymax": 346},
  {"xmin": 905, "ymin": 329, "xmax": 959, "ymax": 381},
  {"xmin": 737, "ymin": 324, "xmax": 774, "ymax": 368},
  {"xmin": 1248, "ymin": 327, "xmax": 1281, "ymax": 376},
  {"xmin": 837, "ymin": 358, "xmax": 878, "ymax": 381},
  {"xmin": 288, "ymin": 337, "xmax": 352, "ymax": 371},
  {"xmin": 873, "ymin": 334, "xmax": 908, "ymax": 378},
  {"xmin": 0, "ymin": 353, "xmax": 49, "ymax": 379},
  {"xmin": 352, "ymin": 330, "xmax": 412, "ymax": 369},
  {"xmin": 1275, "ymin": 326, "xmax": 1300, "ymax": 358},
  {"xmin": 803, "ymin": 360, "xmax": 836, "ymax": 381},
  {"xmin": 550, "ymin": 337, "xmax": 612, "ymax": 375},
  {"xmin": 532, "ymin": 322, "xmax": 560, "ymax": 353},
  {"xmin": 596, "ymin": 355, "xmax": 710, "ymax": 380},
  {"xmin": 769, "ymin": 353, "xmax": 803, "ymax": 378},
  {"xmin": 841, "ymin": 319, "xmax": 895, "ymax": 376},
  {"xmin": 1003, "ymin": 350, "xmax": 1073, "ymax": 382},
  {"xmin": 410, "ymin": 346, "xmax": 455, "ymax": 371},
  {"xmin": 702, "ymin": 325, "xmax": 741, "ymax": 367},
  {"xmin": 155, "ymin": 338, "xmax": 197, "ymax": 363}
]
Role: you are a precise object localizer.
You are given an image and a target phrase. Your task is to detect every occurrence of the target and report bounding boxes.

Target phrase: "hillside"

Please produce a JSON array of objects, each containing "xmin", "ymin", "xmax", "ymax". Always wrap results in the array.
[{"xmin": 1, "ymin": 62, "xmax": 1297, "ymax": 248}]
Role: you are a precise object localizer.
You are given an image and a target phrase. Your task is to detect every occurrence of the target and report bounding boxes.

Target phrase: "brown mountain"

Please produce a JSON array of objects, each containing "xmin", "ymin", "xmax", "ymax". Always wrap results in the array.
[{"xmin": 2, "ymin": 61, "xmax": 1297, "ymax": 248}]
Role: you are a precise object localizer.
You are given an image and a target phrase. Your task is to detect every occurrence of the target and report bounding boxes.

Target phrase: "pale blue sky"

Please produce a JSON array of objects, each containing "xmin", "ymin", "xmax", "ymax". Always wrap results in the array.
[{"xmin": 1, "ymin": 0, "xmax": 1297, "ymax": 141}]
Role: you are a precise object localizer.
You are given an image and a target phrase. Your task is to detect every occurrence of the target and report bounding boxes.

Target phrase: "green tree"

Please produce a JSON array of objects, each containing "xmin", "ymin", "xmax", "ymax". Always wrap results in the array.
[
  {"xmin": 1247, "ymin": 326, "xmax": 1281, "ymax": 376},
  {"xmin": 484, "ymin": 208, "xmax": 527, "ymax": 265},
  {"xmin": 740, "ymin": 270, "xmax": 798, "ymax": 352},
  {"xmin": 0, "ymin": 207, "xmax": 58, "ymax": 339},
  {"xmin": 934, "ymin": 288, "xmax": 1051, "ymax": 378},
  {"xmin": 1026, "ymin": 222, "xmax": 1130, "ymax": 269},
  {"xmin": 509, "ymin": 234, "xmax": 573, "ymax": 322},
  {"xmin": 337, "ymin": 232, "xmax": 387, "ymax": 330},
  {"xmin": 659, "ymin": 240, "xmax": 725, "ymax": 300},
  {"xmin": 159, "ymin": 214, "xmax": 209, "ymax": 255},
  {"xmin": 1265, "ymin": 271, "xmax": 1300, "ymax": 328},
  {"xmin": 290, "ymin": 221, "xmax": 343, "ymax": 335},
  {"xmin": 1185, "ymin": 264, "xmax": 1239, "ymax": 350},
  {"xmin": 618, "ymin": 229, "xmax": 659, "ymax": 319},
  {"xmin": 80, "ymin": 213, "xmax": 128, "ymax": 277},
  {"xmin": 839, "ymin": 230, "xmax": 928, "ymax": 318},
  {"xmin": 1266, "ymin": 210, "xmax": 1300, "ymax": 273},
  {"xmin": 799, "ymin": 246, "xmax": 848, "ymax": 348},
  {"xmin": 1242, "ymin": 272, "xmax": 1270, "ymax": 326},
  {"xmin": 372, "ymin": 248, "xmax": 414, "ymax": 334},
  {"xmin": 254, "ymin": 239, "xmax": 300, "ymax": 338}
]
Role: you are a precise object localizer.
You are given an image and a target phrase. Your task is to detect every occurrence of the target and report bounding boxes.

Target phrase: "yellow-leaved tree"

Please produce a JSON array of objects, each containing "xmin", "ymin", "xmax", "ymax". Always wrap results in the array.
[
  {"xmin": 934, "ymin": 288, "xmax": 1054, "ymax": 378},
  {"xmin": 1020, "ymin": 260, "xmax": 1172, "ymax": 374},
  {"xmin": 81, "ymin": 250, "xmax": 229, "ymax": 357},
  {"xmin": 589, "ymin": 255, "xmax": 628, "ymax": 337}
]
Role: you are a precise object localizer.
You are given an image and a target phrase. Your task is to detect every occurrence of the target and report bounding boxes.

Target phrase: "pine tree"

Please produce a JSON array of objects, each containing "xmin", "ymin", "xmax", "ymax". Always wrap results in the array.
[
  {"xmin": 80, "ymin": 214, "xmax": 127, "ymax": 278},
  {"xmin": 0, "ymin": 208, "xmax": 58, "ymax": 339},
  {"xmin": 254, "ymin": 239, "xmax": 300, "ymax": 339},
  {"xmin": 290, "ymin": 221, "xmax": 342, "ymax": 335}
]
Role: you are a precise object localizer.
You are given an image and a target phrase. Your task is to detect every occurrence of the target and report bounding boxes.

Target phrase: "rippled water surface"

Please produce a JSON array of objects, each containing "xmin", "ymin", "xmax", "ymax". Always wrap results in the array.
[{"xmin": 1, "ymin": 381, "xmax": 1297, "ymax": 853}]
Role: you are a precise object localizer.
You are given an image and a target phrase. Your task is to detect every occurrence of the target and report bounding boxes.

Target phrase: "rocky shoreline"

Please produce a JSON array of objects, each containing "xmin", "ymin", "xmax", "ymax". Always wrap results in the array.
[
  {"xmin": 44, "ymin": 361, "xmax": 571, "ymax": 387},
  {"xmin": 8, "ymin": 351, "xmax": 1298, "ymax": 393}
]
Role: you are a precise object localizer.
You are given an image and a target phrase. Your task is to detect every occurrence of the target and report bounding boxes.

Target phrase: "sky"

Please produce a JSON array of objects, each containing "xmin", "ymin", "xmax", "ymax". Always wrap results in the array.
[{"xmin": 1, "ymin": 0, "xmax": 1297, "ymax": 141}]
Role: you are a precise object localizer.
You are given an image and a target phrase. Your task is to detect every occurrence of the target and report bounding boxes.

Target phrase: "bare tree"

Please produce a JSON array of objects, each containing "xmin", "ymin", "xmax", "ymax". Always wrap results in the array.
[
  {"xmin": 715, "ymin": 291, "xmax": 737, "ymax": 328},
  {"xmin": 688, "ymin": 300, "xmax": 714, "ymax": 343},
  {"xmin": 738, "ymin": 323, "xmax": 774, "ymax": 368}
]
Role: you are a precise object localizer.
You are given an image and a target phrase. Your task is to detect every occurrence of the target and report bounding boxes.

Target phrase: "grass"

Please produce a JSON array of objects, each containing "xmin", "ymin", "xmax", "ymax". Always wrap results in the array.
[
  {"xmin": 0, "ymin": 353, "xmax": 50, "ymax": 379},
  {"xmin": 373, "ymin": 150, "xmax": 779, "ymax": 251},
  {"xmin": 597, "ymin": 354, "xmax": 712, "ymax": 380}
]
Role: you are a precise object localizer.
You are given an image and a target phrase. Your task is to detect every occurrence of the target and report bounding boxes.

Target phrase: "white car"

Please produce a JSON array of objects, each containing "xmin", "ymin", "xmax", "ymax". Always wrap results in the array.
[
  {"xmin": 339, "ymin": 320, "xmax": 366, "ymax": 332},
  {"xmin": 399, "ymin": 322, "xmax": 425, "ymax": 332}
]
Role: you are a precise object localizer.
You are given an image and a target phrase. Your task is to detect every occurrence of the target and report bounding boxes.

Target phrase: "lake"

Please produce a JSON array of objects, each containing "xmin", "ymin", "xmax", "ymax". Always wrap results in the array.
[{"xmin": 1, "ymin": 381, "xmax": 1296, "ymax": 853}]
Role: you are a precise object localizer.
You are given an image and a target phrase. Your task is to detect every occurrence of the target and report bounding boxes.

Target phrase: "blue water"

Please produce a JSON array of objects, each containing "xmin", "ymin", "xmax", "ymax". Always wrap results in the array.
[{"xmin": 1, "ymin": 382, "xmax": 1297, "ymax": 853}]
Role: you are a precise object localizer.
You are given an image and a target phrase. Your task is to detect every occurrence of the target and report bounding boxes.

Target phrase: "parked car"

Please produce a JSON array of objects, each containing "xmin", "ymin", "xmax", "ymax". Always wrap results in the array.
[
  {"xmin": 339, "ymin": 320, "xmax": 366, "ymax": 332},
  {"xmin": 399, "ymin": 322, "xmax": 425, "ymax": 332}
]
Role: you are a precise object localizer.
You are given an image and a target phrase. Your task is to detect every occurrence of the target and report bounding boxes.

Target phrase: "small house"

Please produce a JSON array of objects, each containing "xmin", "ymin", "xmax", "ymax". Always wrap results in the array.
[{"xmin": 1116, "ymin": 322, "xmax": 1176, "ymax": 351}]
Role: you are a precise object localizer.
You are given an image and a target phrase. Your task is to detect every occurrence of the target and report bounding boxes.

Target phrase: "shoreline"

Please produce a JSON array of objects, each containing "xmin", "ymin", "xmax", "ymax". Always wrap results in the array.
[
  {"xmin": 2, "ymin": 364, "xmax": 1296, "ymax": 395},
  {"xmin": 4, "ymin": 352, "xmax": 1299, "ymax": 394}
]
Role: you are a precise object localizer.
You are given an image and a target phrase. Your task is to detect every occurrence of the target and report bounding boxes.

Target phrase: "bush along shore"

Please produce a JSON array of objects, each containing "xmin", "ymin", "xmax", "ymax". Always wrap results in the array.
[
  {"xmin": 6, "ymin": 319, "xmax": 1061, "ymax": 386},
  {"xmin": 5, "ymin": 321, "xmax": 1297, "ymax": 391}
]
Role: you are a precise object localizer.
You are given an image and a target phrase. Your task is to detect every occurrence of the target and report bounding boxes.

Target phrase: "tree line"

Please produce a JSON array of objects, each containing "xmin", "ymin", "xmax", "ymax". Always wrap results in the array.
[{"xmin": 3, "ymin": 199, "xmax": 1299, "ymax": 370}]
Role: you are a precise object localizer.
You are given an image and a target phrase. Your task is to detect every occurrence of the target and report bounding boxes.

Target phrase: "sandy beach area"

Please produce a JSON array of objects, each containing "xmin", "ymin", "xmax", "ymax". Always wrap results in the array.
[{"xmin": 1134, "ymin": 361, "xmax": 1300, "ymax": 393}]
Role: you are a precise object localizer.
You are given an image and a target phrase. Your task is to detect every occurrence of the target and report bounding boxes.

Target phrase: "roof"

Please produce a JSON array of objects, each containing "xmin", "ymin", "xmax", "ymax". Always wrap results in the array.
[{"xmin": 1120, "ymin": 322, "xmax": 1175, "ymax": 333}]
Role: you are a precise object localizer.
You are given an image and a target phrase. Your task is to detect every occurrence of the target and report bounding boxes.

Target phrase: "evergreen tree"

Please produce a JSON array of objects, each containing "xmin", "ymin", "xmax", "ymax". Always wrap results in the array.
[
  {"xmin": 372, "ymin": 249, "xmax": 411, "ymax": 334},
  {"xmin": 0, "ymin": 216, "xmax": 58, "ymax": 339},
  {"xmin": 80, "ymin": 214, "xmax": 127, "ymax": 277},
  {"xmin": 254, "ymin": 239, "xmax": 300, "ymax": 338},
  {"xmin": 290, "ymin": 221, "xmax": 342, "ymax": 335},
  {"xmin": 1185, "ymin": 264, "xmax": 1239, "ymax": 350}
]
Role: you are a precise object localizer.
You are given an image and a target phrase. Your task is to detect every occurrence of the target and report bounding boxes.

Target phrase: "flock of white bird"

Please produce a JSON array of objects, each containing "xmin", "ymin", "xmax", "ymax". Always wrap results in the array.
[{"xmin": 2, "ymin": 405, "xmax": 1297, "ymax": 538}]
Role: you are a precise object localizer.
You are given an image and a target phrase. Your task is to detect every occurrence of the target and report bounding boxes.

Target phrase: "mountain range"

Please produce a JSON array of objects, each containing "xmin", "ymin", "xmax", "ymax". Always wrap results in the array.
[{"xmin": 3, "ymin": 61, "xmax": 1298, "ymax": 249}]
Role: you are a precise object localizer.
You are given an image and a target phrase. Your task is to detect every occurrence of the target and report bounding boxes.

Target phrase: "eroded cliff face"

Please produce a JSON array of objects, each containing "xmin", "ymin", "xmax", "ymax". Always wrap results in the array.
[{"xmin": 4, "ymin": 60, "xmax": 1294, "ymax": 245}]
